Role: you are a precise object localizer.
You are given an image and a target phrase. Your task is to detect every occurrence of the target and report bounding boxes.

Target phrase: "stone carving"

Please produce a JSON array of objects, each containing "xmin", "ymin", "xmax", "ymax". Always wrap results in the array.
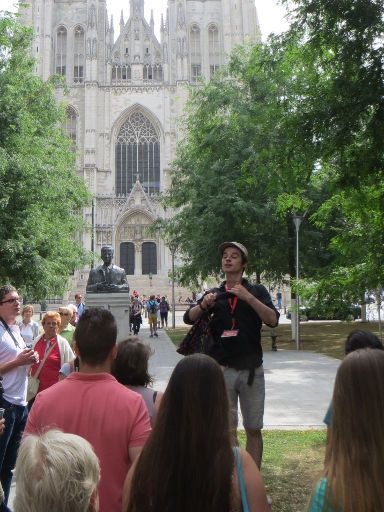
[
  {"xmin": 86, "ymin": 38, "xmax": 92, "ymax": 58},
  {"xmin": 88, "ymin": 4, "xmax": 96, "ymax": 29},
  {"xmin": 86, "ymin": 246, "xmax": 129, "ymax": 293},
  {"xmin": 92, "ymin": 38, "xmax": 97, "ymax": 59}
]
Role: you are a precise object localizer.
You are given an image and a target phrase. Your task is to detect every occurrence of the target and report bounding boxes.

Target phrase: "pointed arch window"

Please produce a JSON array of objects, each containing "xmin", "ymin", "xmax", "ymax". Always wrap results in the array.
[
  {"xmin": 74, "ymin": 26, "xmax": 85, "ymax": 83},
  {"xmin": 143, "ymin": 64, "xmax": 163, "ymax": 82},
  {"xmin": 112, "ymin": 64, "xmax": 132, "ymax": 82},
  {"xmin": 55, "ymin": 26, "xmax": 67, "ymax": 76},
  {"xmin": 65, "ymin": 106, "xmax": 78, "ymax": 149},
  {"xmin": 190, "ymin": 24, "xmax": 201, "ymax": 83},
  {"xmin": 115, "ymin": 111, "xmax": 160, "ymax": 195},
  {"xmin": 208, "ymin": 24, "xmax": 220, "ymax": 78}
]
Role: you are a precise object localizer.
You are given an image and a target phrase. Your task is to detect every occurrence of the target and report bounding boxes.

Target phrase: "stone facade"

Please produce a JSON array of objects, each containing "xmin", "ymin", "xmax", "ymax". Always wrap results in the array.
[{"xmin": 20, "ymin": 0, "xmax": 261, "ymax": 283}]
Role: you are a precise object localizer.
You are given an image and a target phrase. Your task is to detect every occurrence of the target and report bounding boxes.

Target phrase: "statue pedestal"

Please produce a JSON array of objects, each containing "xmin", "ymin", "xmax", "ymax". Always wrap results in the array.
[{"xmin": 85, "ymin": 293, "xmax": 131, "ymax": 342}]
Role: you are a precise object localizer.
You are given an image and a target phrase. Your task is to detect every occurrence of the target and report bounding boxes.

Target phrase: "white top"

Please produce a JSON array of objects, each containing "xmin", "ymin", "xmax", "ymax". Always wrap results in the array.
[
  {"xmin": 0, "ymin": 323, "xmax": 29, "ymax": 406},
  {"xmin": 19, "ymin": 323, "xmax": 33, "ymax": 345},
  {"xmin": 17, "ymin": 319, "xmax": 40, "ymax": 344}
]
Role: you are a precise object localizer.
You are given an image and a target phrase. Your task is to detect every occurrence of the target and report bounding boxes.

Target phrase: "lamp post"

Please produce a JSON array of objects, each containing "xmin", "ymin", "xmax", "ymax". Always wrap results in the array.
[
  {"xmin": 149, "ymin": 272, "xmax": 153, "ymax": 287},
  {"xmin": 292, "ymin": 214, "xmax": 303, "ymax": 351},
  {"xmin": 91, "ymin": 198, "xmax": 96, "ymax": 269},
  {"xmin": 168, "ymin": 242, "xmax": 177, "ymax": 329}
]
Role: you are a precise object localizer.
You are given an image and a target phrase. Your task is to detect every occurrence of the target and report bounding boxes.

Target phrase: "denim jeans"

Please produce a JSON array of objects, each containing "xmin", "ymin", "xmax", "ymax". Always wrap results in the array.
[{"xmin": 0, "ymin": 397, "xmax": 28, "ymax": 509}]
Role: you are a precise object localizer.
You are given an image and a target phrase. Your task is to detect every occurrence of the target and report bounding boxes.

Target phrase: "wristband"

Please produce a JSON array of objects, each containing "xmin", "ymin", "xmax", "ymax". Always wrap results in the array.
[{"xmin": 199, "ymin": 302, "xmax": 207, "ymax": 312}]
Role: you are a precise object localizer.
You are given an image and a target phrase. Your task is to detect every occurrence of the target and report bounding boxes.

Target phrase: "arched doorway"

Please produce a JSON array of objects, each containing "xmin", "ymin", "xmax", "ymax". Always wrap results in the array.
[
  {"xmin": 142, "ymin": 242, "xmax": 157, "ymax": 275},
  {"xmin": 120, "ymin": 242, "xmax": 135, "ymax": 275}
]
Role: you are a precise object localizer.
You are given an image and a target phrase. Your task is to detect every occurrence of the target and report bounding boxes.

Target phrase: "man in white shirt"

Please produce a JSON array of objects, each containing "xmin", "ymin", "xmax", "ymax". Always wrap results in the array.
[{"xmin": 0, "ymin": 285, "xmax": 38, "ymax": 511}]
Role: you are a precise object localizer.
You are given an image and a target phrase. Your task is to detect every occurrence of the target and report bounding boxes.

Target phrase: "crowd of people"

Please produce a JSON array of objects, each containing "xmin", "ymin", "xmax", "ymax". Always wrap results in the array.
[
  {"xmin": 127, "ymin": 294, "xmax": 170, "ymax": 337},
  {"xmin": 0, "ymin": 241, "xmax": 382, "ymax": 511}
]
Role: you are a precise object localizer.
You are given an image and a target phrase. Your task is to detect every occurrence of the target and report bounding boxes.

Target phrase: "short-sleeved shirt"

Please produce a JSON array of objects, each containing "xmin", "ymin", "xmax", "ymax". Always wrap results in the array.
[
  {"xmin": 184, "ymin": 279, "xmax": 279, "ymax": 369},
  {"xmin": 0, "ymin": 323, "xmax": 29, "ymax": 405},
  {"xmin": 309, "ymin": 479, "xmax": 335, "ymax": 512},
  {"xmin": 323, "ymin": 401, "xmax": 333, "ymax": 427},
  {"xmin": 25, "ymin": 372, "xmax": 151, "ymax": 512}
]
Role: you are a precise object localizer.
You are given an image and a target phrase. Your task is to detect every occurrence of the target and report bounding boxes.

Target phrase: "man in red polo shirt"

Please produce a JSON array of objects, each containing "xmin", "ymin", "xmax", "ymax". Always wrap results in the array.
[{"xmin": 25, "ymin": 308, "xmax": 151, "ymax": 512}]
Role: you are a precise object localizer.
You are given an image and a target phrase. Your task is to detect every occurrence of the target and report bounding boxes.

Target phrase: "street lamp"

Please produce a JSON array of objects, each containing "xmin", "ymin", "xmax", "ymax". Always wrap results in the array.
[
  {"xmin": 292, "ymin": 214, "xmax": 303, "ymax": 351},
  {"xmin": 168, "ymin": 242, "xmax": 177, "ymax": 329},
  {"xmin": 149, "ymin": 272, "xmax": 153, "ymax": 287}
]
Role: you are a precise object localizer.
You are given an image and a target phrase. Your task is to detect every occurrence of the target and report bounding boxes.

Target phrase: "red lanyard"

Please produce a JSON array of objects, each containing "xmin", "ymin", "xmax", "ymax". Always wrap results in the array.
[{"xmin": 225, "ymin": 285, "xmax": 238, "ymax": 329}]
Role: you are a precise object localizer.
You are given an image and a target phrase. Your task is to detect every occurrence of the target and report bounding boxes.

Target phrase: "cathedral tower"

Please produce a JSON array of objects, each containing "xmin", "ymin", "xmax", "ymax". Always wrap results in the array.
[{"xmin": 19, "ymin": 0, "xmax": 261, "ymax": 294}]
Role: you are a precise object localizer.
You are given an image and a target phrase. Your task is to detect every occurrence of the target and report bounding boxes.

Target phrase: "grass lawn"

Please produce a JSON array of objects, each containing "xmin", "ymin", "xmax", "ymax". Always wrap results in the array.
[
  {"xmin": 166, "ymin": 321, "xmax": 382, "ymax": 360},
  {"xmin": 238, "ymin": 430, "xmax": 326, "ymax": 512}
]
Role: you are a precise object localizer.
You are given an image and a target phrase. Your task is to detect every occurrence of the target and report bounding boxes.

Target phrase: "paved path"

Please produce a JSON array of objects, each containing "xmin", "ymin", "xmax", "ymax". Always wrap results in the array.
[{"xmin": 141, "ymin": 326, "xmax": 340, "ymax": 429}]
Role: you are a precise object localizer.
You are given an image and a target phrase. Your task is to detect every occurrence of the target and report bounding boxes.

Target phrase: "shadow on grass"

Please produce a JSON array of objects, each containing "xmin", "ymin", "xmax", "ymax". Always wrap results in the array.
[{"xmin": 239, "ymin": 430, "xmax": 326, "ymax": 512}]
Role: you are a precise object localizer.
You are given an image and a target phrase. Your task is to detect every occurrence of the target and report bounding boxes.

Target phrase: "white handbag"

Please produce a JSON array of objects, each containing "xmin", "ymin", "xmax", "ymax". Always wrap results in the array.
[
  {"xmin": 27, "ymin": 376, "xmax": 40, "ymax": 402},
  {"xmin": 27, "ymin": 340, "xmax": 56, "ymax": 402}
]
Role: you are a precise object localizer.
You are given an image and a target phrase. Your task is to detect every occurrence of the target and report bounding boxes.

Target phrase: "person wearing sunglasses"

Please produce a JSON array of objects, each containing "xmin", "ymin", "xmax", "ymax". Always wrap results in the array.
[{"xmin": 0, "ymin": 285, "xmax": 39, "ymax": 511}]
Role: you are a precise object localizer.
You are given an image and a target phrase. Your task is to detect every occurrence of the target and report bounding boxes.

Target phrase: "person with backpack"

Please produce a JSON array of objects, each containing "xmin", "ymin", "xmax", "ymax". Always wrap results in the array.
[
  {"xmin": 159, "ymin": 297, "xmax": 170, "ymax": 329},
  {"xmin": 146, "ymin": 295, "xmax": 158, "ymax": 338}
]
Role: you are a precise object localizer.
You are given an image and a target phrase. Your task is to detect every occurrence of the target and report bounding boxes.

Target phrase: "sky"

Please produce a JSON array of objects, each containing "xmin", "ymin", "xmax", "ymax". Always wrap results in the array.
[{"xmin": 2, "ymin": 1, "xmax": 290, "ymax": 40}]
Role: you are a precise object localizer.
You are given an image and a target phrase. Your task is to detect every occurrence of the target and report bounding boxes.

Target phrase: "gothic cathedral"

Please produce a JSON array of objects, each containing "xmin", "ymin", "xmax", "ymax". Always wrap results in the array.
[{"xmin": 20, "ymin": 0, "xmax": 261, "ymax": 291}]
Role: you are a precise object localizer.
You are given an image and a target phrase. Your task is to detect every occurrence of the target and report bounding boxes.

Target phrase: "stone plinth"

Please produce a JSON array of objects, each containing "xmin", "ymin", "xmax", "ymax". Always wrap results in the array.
[{"xmin": 85, "ymin": 293, "xmax": 131, "ymax": 342}]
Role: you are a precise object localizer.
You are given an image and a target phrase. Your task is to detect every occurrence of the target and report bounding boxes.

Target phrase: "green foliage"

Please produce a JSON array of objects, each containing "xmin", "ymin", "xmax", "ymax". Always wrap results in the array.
[
  {"xmin": 161, "ymin": 42, "xmax": 329, "ymax": 286},
  {"xmin": 0, "ymin": 13, "xmax": 90, "ymax": 300},
  {"xmin": 158, "ymin": 0, "xmax": 384, "ymax": 299},
  {"xmin": 281, "ymin": 0, "xmax": 384, "ymax": 294}
]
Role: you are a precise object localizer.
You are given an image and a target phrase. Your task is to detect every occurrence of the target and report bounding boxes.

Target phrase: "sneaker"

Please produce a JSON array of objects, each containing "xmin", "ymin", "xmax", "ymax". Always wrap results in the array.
[
  {"xmin": 154, "ymin": 332, "xmax": 158, "ymax": 337},
  {"xmin": 150, "ymin": 334, "xmax": 153, "ymax": 338}
]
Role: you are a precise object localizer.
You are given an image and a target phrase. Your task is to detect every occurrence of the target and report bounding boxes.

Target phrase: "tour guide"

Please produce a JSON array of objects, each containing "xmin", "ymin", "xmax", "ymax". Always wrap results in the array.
[{"xmin": 184, "ymin": 242, "xmax": 279, "ymax": 468}]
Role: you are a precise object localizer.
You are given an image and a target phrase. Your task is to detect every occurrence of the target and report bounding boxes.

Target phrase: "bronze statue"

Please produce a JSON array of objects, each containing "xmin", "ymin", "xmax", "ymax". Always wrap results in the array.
[{"xmin": 86, "ymin": 246, "xmax": 130, "ymax": 293}]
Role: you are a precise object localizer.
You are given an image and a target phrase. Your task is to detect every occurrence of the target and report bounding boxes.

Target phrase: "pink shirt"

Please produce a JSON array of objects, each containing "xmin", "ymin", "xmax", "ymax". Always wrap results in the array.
[{"xmin": 25, "ymin": 372, "xmax": 151, "ymax": 512}]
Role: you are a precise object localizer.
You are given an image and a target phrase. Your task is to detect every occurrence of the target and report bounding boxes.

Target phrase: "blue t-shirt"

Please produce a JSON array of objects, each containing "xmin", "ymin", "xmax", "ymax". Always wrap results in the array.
[{"xmin": 309, "ymin": 479, "xmax": 327, "ymax": 511}]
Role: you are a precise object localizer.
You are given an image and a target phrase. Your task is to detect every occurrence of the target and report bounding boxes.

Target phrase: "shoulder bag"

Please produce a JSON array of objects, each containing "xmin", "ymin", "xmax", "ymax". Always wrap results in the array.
[
  {"xmin": 27, "ymin": 339, "xmax": 57, "ymax": 402},
  {"xmin": 177, "ymin": 311, "xmax": 214, "ymax": 356}
]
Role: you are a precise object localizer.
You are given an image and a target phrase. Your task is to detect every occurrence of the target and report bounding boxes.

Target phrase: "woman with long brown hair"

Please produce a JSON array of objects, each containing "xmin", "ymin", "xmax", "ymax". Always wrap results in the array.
[
  {"xmin": 309, "ymin": 348, "xmax": 384, "ymax": 511},
  {"xmin": 122, "ymin": 354, "xmax": 268, "ymax": 512}
]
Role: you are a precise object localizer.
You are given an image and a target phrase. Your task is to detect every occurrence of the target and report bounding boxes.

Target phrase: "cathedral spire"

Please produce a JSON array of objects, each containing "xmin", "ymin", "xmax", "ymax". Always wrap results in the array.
[
  {"xmin": 150, "ymin": 9, "xmax": 154, "ymax": 32},
  {"xmin": 120, "ymin": 10, "xmax": 124, "ymax": 31},
  {"xmin": 165, "ymin": 8, "xmax": 169, "ymax": 33},
  {"xmin": 130, "ymin": 0, "xmax": 144, "ymax": 18}
]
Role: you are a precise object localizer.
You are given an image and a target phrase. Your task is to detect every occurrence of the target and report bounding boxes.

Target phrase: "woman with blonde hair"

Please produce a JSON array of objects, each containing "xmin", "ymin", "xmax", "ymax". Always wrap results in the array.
[
  {"xmin": 123, "ymin": 354, "xmax": 269, "ymax": 512},
  {"xmin": 309, "ymin": 348, "xmax": 384, "ymax": 511},
  {"xmin": 18, "ymin": 304, "xmax": 39, "ymax": 345},
  {"xmin": 14, "ymin": 429, "xmax": 100, "ymax": 512}
]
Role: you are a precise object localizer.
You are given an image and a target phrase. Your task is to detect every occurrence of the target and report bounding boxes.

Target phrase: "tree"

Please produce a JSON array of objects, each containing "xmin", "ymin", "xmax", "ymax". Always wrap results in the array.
[
  {"xmin": 280, "ymin": 0, "xmax": 384, "ymax": 296},
  {"xmin": 0, "ymin": 13, "xmax": 90, "ymax": 299},
  {"xmin": 159, "ymin": 41, "xmax": 330, "ymax": 287}
]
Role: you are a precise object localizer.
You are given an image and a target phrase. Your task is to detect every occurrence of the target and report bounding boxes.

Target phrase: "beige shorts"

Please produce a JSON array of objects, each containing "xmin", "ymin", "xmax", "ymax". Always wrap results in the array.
[{"xmin": 148, "ymin": 313, "xmax": 157, "ymax": 326}]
